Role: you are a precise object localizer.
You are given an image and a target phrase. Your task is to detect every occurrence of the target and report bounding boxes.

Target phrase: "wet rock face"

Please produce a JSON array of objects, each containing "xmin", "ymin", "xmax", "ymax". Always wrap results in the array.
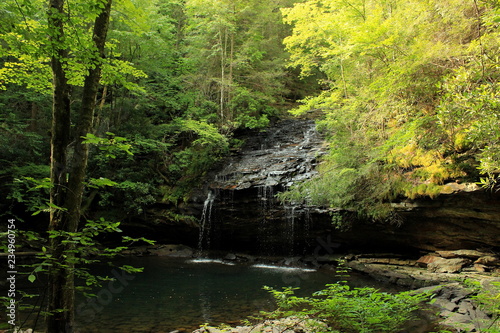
[
  {"xmin": 191, "ymin": 119, "xmax": 331, "ymax": 256},
  {"xmin": 210, "ymin": 119, "xmax": 327, "ymax": 190}
]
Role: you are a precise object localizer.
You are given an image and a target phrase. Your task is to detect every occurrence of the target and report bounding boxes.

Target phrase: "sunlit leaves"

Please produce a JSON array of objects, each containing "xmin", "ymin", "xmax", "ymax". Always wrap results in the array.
[
  {"xmin": 0, "ymin": 0, "xmax": 148, "ymax": 93},
  {"xmin": 81, "ymin": 132, "xmax": 133, "ymax": 158},
  {"xmin": 0, "ymin": 16, "xmax": 52, "ymax": 93},
  {"xmin": 280, "ymin": 0, "xmax": 500, "ymax": 218},
  {"xmin": 101, "ymin": 58, "xmax": 148, "ymax": 93},
  {"xmin": 88, "ymin": 177, "xmax": 119, "ymax": 188}
]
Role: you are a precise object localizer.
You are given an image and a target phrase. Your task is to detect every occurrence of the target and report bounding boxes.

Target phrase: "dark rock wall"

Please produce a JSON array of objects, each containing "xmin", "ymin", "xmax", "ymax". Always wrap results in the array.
[
  {"xmin": 335, "ymin": 190, "xmax": 500, "ymax": 253},
  {"xmin": 193, "ymin": 186, "xmax": 335, "ymax": 256}
]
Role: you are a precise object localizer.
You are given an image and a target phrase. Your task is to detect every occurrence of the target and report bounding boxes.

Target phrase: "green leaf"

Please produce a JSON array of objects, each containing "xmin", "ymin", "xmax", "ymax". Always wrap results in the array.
[{"xmin": 88, "ymin": 177, "xmax": 118, "ymax": 188}]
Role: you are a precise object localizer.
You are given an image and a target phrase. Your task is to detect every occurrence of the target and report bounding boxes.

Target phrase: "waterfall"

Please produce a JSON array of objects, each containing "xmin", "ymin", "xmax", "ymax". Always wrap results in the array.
[
  {"xmin": 285, "ymin": 206, "xmax": 297, "ymax": 256},
  {"xmin": 304, "ymin": 207, "xmax": 312, "ymax": 250},
  {"xmin": 202, "ymin": 119, "xmax": 327, "ymax": 255},
  {"xmin": 258, "ymin": 184, "xmax": 274, "ymax": 211},
  {"xmin": 258, "ymin": 185, "xmax": 275, "ymax": 255},
  {"xmin": 197, "ymin": 191, "xmax": 215, "ymax": 255}
]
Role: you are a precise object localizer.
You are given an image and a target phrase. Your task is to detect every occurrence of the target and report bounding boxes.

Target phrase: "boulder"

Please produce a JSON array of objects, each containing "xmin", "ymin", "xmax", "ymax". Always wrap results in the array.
[
  {"xmin": 474, "ymin": 264, "xmax": 488, "ymax": 272},
  {"xmin": 416, "ymin": 255, "xmax": 441, "ymax": 267},
  {"xmin": 224, "ymin": 253, "xmax": 238, "ymax": 260},
  {"xmin": 475, "ymin": 255, "xmax": 500, "ymax": 266},
  {"xmin": 427, "ymin": 258, "xmax": 471, "ymax": 273},
  {"xmin": 420, "ymin": 284, "xmax": 495, "ymax": 332},
  {"xmin": 441, "ymin": 313, "xmax": 475, "ymax": 332}
]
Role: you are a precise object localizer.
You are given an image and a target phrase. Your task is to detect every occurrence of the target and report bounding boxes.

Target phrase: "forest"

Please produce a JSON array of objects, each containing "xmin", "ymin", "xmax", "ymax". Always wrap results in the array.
[
  {"xmin": 2, "ymin": 0, "xmax": 500, "ymax": 224},
  {"xmin": 1, "ymin": 0, "xmax": 500, "ymax": 332}
]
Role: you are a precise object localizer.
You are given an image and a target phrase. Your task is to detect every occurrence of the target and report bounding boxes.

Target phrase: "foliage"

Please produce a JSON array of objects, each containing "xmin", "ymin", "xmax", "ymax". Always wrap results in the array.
[
  {"xmin": 82, "ymin": 132, "xmax": 133, "ymax": 159},
  {"xmin": 260, "ymin": 283, "xmax": 429, "ymax": 333},
  {"xmin": 0, "ymin": 217, "xmax": 154, "ymax": 325},
  {"xmin": 163, "ymin": 119, "xmax": 230, "ymax": 196},
  {"xmin": 0, "ymin": 110, "xmax": 50, "ymax": 164},
  {"xmin": 98, "ymin": 180, "xmax": 158, "ymax": 215},
  {"xmin": 30, "ymin": 217, "xmax": 152, "ymax": 289},
  {"xmin": 280, "ymin": 0, "xmax": 500, "ymax": 221},
  {"xmin": 183, "ymin": 0, "xmax": 302, "ymax": 127},
  {"xmin": 2, "ymin": 164, "xmax": 51, "ymax": 217},
  {"xmin": 0, "ymin": 0, "xmax": 147, "ymax": 94}
]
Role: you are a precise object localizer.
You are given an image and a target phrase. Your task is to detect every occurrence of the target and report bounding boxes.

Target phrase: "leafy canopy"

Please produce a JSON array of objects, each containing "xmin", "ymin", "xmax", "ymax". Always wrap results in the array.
[{"xmin": 280, "ymin": 0, "xmax": 500, "ymax": 221}]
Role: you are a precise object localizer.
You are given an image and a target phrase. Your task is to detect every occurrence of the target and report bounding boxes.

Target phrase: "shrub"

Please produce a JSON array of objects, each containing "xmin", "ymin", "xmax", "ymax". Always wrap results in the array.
[{"xmin": 261, "ymin": 283, "xmax": 429, "ymax": 333}]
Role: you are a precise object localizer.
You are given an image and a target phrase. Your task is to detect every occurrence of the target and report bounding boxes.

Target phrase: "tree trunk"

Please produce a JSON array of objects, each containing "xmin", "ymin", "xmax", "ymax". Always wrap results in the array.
[
  {"xmin": 219, "ymin": 26, "xmax": 226, "ymax": 122},
  {"xmin": 228, "ymin": 23, "xmax": 234, "ymax": 122},
  {"xmin": 46, "ymin": 0, "xmax": 113, "ymax": 332},
  {"xmin": 66, "ymin": 0, "xmax": 113, "ymax": 246},
  {"xmin": 47, "ymin": 0, "xmax": 72, "ymax": 330}
]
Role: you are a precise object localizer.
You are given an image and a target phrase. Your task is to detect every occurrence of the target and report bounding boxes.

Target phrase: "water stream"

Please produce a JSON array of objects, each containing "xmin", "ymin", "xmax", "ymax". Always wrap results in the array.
[{"xmin": 197, "ymin": 191, "xmax": 215, "ymax": 254}]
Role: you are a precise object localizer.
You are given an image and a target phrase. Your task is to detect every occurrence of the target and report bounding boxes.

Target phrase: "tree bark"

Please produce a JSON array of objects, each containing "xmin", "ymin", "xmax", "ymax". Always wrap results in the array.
[
  {"xmin": 219, "ymin": 26, "xmax": 226, "ymax": 122},
  {"xmin": 228, "ymin": 22, "xmax": 234, "ymax": 122},
  {"xmin": 46, "ymin": 0, "xmax": 113, "ymax": 332},
  {"xmin": 66, "ymin": 0, "xmax": 113, "ymax": 244},
  {"xmin": 47, "ymin": 0, "xmax": 72, "ymax": 330}
]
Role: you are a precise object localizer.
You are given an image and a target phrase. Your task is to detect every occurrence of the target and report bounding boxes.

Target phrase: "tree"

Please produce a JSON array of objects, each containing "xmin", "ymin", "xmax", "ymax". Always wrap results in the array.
[
  {"xmin": 46, "ymin": 0, "xmax": 113, "ymax": 330},
  {"xmin": 183, "ymin": 0, "xmax": 302, "ymax": 129},
  {"xmin": 280, "ymin": 0, "xmax": 500, "ymax": 221}
]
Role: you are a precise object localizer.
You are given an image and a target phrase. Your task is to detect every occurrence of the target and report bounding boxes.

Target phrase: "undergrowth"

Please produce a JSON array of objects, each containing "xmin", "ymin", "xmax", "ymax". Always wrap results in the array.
[{"xmin": 249, "ymin": 283, "xmax": 431, "ymax": 333}]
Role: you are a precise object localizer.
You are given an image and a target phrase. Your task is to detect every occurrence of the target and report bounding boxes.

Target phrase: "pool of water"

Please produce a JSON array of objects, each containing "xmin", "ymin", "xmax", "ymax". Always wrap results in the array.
[{"xmin": 69, "ymin": 256, "xmax": 392, "ymax": 332}]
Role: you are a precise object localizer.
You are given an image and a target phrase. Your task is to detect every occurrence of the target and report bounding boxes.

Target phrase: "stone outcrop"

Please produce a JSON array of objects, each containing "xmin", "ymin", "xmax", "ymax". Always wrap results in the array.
[
  {"xmin": 332, "ymin": 186, "xmax": 500, "ymax": 254},
  {"xmin": 419, "ymin": 283, "xmax": 499, "ymax": 332},
  {"xmin": 344, "ymin": 254, "xmax": 500, "ymax": 332},
  {"xmin": 346, "ymin": 259, "xmax": 453, "ymax": 289},
  {"xmin": 209, "ymin": 119, "xmax": 327, "ymax": 190},
  {"xmin": 345, "ymin": 251, "xmax": 500, "ymax": 286},
  {"xmin": 427, "ymin": 258, "xmax": 472, "ymax": 274},
  {"xmin": 417, "ymin": 251, "xmax": 500, "ymax": 274}
]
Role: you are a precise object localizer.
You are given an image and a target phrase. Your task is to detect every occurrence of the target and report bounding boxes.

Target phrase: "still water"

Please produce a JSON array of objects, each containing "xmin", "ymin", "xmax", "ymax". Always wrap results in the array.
[{"xmin": 70, "ymin": 256, "xmax": 393, "ymax": 333}]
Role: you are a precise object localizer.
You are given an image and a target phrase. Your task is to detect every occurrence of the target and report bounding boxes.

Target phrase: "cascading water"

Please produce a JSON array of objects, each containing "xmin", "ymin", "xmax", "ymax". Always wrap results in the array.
[
  {"xmin": 285, "ymin": 206, "xmax": 297, "ymax": 255},
  {"xmin": 197, "ymin": 191, "xmax": 215, "ymax": 255},
  {"xmin": 200, "ymin": 119, "xmax": 328, "ymax": 256},
  {"xmin": 303, "ymin": 207, "xmax": 313, "ymax": 250},
  {"xmin": 258, "ymin": 185, "xmax": 275, "ymax": 255}
]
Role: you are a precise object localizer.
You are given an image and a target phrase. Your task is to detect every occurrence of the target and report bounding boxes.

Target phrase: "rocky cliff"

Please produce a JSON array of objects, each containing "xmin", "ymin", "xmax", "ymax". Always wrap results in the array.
[{"xmin": 142, "ymin": 119, "xmax": 500, "ymax": 256}]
